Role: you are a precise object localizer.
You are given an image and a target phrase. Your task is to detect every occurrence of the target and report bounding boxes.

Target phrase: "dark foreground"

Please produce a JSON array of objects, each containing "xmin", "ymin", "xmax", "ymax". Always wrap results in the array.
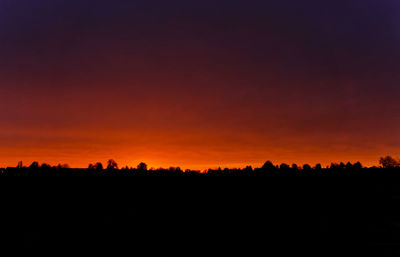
[{"xmin": 1, "ymin": 168, "xmax": 400, "ymax": 256}]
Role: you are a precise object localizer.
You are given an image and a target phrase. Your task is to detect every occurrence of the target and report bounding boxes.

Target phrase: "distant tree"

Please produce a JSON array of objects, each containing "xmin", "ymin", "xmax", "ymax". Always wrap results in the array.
[
  {"xmin": 89, "ymin": 162, "xmax": 103, "ymax": 170},
  {"xmin": 137, "ymin": 162, "xmax": 148, "ymax": 171},
  {"xmin": 353, "ymin": 162, "xmax": 363, "ymax": 169},
  {"xmin": 95, "ymin": 162, "xmax": 104, "ymax": 170},
  {"xmin": 303, "ymin": 164, "xmax": 312, "ymax": 171},
  {"xmin": 379, "ymin": 156, "xmax": 399, "ymax": 168},
  {"xmin": 57, "ymin": 164, "xmax": 70, "ymax": 169},
  {"xmin": 291, "ymin": 164, "xmax": 298, "ymax": 170},
  {"xmin": 244, "ymin": 166, "xmax": 253, "ymax": 172},
  {"xmin": 17, "ymin": 161, "xmax": 23, "ymax": 169},
  {"xmin": 262, "ymin": 161, "xmax": 275, "ymax": 170},
  {"xmin": 169, "ymin": 167, "xmax": 182, "ymax": 173},
  {"xmin": 29, "ymin": 162, "xmax": 39, "ymax": 169},
  {"xmin": 107, "ymin": 159, "xmax": 118, "ymax": 170},
  {"xmin": 40, "ymin": 163, "xmax": 51, "ymax": 169},
  {"xmin": 280, "ymin": 163, "xmax": 290, "ymax": 170},
  {"xmin": 330, "ymin": 163, "xmax": 338, "ymax": 169},
  {"xmin": 314, "ymin": 164, "xmax": 322, "ymax": 171},
  {"xmin": 345, "ymin": 162, "xmax": 353, "ymax": 169}
]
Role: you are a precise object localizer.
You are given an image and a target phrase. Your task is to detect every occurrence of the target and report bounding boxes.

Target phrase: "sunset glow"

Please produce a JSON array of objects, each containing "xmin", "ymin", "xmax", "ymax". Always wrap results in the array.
[{"xmin": 1, "ymin": 0, "xmax": 399, "ymax": 169}]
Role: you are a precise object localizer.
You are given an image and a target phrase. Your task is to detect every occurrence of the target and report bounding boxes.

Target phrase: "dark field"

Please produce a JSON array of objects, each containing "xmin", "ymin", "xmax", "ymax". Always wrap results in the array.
[{"xmin": 1, "ymin": 167, "xmax": 400, "ymax": 256}]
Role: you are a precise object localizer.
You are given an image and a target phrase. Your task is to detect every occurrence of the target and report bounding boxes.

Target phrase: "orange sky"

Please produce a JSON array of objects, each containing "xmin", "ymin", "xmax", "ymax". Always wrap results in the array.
[
  {"xmin": 0, "ymin": 118, "xmax": 394, "ymax": 169},
  {"xmin": 0, "ymin": 0, "xmax": 399, "ymax": 169}
]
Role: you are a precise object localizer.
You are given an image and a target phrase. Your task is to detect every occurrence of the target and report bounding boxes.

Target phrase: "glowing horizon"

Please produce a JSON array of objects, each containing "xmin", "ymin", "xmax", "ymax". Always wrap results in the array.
[{"xmin": 1, "ymin": 1, "xmax": 399, "ymax": 169}]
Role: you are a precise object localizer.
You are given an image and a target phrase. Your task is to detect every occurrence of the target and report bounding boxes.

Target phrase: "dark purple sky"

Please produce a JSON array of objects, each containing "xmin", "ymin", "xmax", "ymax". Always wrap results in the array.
[{"xmin": 0, "ymin": 0, "xmax": 399, "ymax": 168}]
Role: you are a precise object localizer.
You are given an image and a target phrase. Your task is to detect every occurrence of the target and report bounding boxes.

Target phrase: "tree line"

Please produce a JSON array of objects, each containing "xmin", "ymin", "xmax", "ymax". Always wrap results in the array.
[{"xmin": 0, "ymin": 156, "xmax": 399, "ymax": 176}]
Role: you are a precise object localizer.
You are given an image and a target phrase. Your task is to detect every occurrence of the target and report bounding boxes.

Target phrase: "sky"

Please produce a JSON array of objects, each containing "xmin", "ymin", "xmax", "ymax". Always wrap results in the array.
[{"xmin": 0, "ymin": 0, "xmax": 399, "ymax": 169}]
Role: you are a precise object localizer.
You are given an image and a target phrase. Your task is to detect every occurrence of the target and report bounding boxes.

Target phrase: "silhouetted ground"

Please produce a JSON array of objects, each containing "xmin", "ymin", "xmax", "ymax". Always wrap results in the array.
[
  {"xmin": 1, "ymin": 165, "xmax": 399, "ymax": 177},
  {"xmin": 1, "ymin": 167, "xmax": 400, "ymax": 256}
]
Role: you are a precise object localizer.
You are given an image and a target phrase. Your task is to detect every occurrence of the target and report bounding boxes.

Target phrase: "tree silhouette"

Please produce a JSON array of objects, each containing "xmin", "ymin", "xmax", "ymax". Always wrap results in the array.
[
  {"xmin": 29, "ymin": 162, "xmax": 39, "ymax": 169},
  {"xmin": 280, "ymin": 163, "xmax": 290, "ymax": 170},
  {"xmin": 57, "ymin": 164, "xmax": 70, "ymax": 169},
  {"xmin": 303, "ymin": 164, "xmax": 311, "ymax": 171},
  {"xmin": 244, "ymin": 165, "xmax": 253, "ymax": 172},
  {"xmin": 262, "ymin": 161, "xmax": 275, "ymax": 170},
  {"xmin": 353, "ymin": 162, "xmax": 362, "ymax": 169},
  {"xmin": 169, "ymin": 167, "xmax": 182, "ymax": 173},
  {"xmin": 137, "ymin": 162, "xmax": 148, "ymax": 171},
  {"xmin": 330, "ymin": 163, "xmax": 339, "ymax": 169},
  {"xmin": 345, "ymin": 162, "xmax": 353, "ymax": 170},
  {"xmin": 89, "ymin": 162, "xmax": 104, "ymax": 170},
  {"xmin": 107, "ymin": 159, "xmax": 118, "ymax": 170},
  {"xmin": 315, "ymin": 164, "xmax": 322, "ymax": 171},
  {"xmin": 95, "ymin": 162, "xmax": 104, "ymax": 170},
  {"xmin": 379, "ymin": 156, "xmax": 399, "ymax": 168},
  {"xmin": 17, "ymin": 161, "xmax": 23, "ymax": 169},
  {"xmin": 40, "ymin": 163, "xmax": 51, "ymax": 169}
]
